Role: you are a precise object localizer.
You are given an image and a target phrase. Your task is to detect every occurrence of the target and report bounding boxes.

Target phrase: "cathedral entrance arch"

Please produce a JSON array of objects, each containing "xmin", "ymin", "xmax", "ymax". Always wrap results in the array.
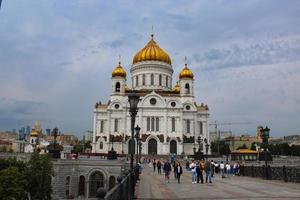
[
  {"xmin": 148, "ymin": 139, "xmax": 157, "ymax": 155},
  {"xmin": 170, "ymin": 140, "xmax": 177, "ymax": 154}
]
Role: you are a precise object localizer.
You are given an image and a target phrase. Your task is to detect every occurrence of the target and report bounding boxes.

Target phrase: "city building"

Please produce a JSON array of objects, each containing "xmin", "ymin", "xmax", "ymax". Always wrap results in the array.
[
  {"xmin": 209, "ymin": 131, "xmax": 232, "ymax": 142},
  {"xmin": 92, "ymin": 34, "xmax": 210, "ymax": 155},
  {"xmin": 44, "ymin": 134, "xmax": 78, "ymax": 146},
  {"xmin": 85, "ymin": 130, "xmax": 93, "ymax": 142}
]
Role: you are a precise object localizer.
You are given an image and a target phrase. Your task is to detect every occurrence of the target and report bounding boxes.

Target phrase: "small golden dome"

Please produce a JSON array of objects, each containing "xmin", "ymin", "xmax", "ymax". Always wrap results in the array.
[
  {"xmin": 173, "ymin": 82, "xmax": 180, "ymax": 92},
  {"xmin": 125, "ymin": 84, "xmax": 129, "ymax": 91},
  {"xmin": 179, "ymin": 64, "xmax": 194, "ymax": 79},
  {"xmin": 133, "ymin": 35, "xmax": 171, "ymax": 65},
  {"xmin": 30, "ymin": 130, "xmax": 38, "ymax": 137},
  {"xmin": 112, "ymin": 62, "xmax": 126, "ymax": 78}
]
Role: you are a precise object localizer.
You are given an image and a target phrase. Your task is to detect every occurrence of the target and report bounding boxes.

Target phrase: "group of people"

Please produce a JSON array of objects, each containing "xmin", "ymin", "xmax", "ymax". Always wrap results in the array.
[{"xmin": 147, "ymin": 158, "xmax": 243, "ymax": 185}]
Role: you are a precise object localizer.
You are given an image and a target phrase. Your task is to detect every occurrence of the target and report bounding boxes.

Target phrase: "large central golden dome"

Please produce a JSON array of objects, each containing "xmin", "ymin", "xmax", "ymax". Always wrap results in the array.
[{"xmin": 133, "ymin": 35, "xmax": 171, "ymax": 65}]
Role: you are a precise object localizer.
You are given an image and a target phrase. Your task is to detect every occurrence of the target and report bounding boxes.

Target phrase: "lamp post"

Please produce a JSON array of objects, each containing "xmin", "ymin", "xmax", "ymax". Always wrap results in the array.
[
  {"xmin": 204, "ymin": 138, "xmax": 209, "ymax": 161},
  {"xmin": 128, "ymin": 92, "xmax": 140, "ymax": 170},
  {"xmin": 259, "ymin": 126, "xmax": 272, "ymax": 179},
  {"xmin": 197, "ymin": 136, "xmax": 202, "ymax": 153},
  {"xmin": 138, "ymin": 139, "xmax": 142, "ymax": 163},
  {"xmin": 135, "ymin": 125, "xmax": 141, "ymax": 164},
  {"xmin": 111, "ymin": 135, "xmax": 114, "ymax": 151}
]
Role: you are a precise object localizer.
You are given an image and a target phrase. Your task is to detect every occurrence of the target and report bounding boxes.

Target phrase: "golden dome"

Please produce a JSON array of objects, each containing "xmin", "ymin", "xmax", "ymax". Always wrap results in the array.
[
  {"xmin": 112, "ymin": 62, "xmax": 126, "ymax": 78},
  {"xmin": 30, "ymin": 130, "xmax": 38, "ymax": 137},
  {"xmin": 179, "ymin": 64, "xmax": 194, "ymax": 79},
  {"xmin": 173, "ymin": 82, "xmax": 180, "ymax": 92},
  {"xmin": 133, "ymin": 35, "xmax": 171, "ymax": 65}
]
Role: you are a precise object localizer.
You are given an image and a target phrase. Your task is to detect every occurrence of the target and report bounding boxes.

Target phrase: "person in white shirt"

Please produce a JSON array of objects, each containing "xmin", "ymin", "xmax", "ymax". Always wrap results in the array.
[
  {"xmin": 226, "ymin": 163, "xmax": 231, "ymax": 176},
  {"xmin": 189, "ymin": 160, "xmax": 197, "ymax": 183},
  {"xmin": 220, "ymin": 161, "xmax": 225, "ymax": 178}
]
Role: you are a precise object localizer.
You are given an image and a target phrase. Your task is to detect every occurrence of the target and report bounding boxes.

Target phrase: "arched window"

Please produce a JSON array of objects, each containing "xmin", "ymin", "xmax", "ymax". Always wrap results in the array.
[
  {"xmin": 99, "ymin": 142, "xmax": 103, "ymax": 149},
  {"xmin": 151, "ymin": 74, "xmax": 154, "ymax": 85},
  {"xmin": 114, "ymin": 119, "xmax": 118, "ymax": 132},
  {"xmin": 100, "ymin": 120, "xmax": 104, "ymax": 133},
  {"xmin": 159, "ymin": 74, "xmax": 162, "ymax": 86},
  {"xmin": 156, "ymin": 117, "xmax": 159, "ymax": 131},
  {"xmin": 89, "ymin": 171, "xmax": 104, "ymax": 197},
  {"xmin": 172, "ymin": 117, "xmax": 176, "ymax": 132},
  {"xmin": 151, "ymin": 117, "xmax": 155, "ymax": 131},
  {"xmin": 147, "ymin": 117, "xmax": 150, "ymax": 131},
  {"xmin": 66, "ymin": 176, "xmax": 70, "ymax": 197},
  {"xmin": 185, "ymin": 83, "xmax": 190, "ymax": 94},
  {"xmin": 78, "ymin": 176, "xmax": 85, "ymax": 196},
  {"xmin": 136, "ymin": 76, "xmax": 139, "ymax": 87},
  {"xmin": 109, "ymin": 176, "xmax": 116, "ymax": 190},
  {"xmin": 186, "ymin": 120, "xmax": 191, "ymax": 133},
  {"xmin": 142, "ymin": 74, "xmax": 145, "ymax": 85},
  {"xmin": 115, "ymin": 82, "xmax": 120, "ymax": 92},
  {"xmin": 166, "ymin": 76, "xmax": 168, "ymax": 87}
]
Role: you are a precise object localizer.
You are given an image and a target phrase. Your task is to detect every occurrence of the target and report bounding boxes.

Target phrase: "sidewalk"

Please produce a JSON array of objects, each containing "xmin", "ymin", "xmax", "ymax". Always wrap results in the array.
[{"xmin": 135, "ymin": 164, "xmax": 300, "ymax": 199}]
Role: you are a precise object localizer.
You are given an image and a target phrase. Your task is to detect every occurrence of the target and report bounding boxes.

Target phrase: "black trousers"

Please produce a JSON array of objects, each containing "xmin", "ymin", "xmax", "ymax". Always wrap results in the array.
[
  {"xmin": 177, "ymin": 173, "xmax": 181, "ymax": 183},
  {"xmin": 197, "ymin": 171, "xmax": 203, "ymax": 183}
]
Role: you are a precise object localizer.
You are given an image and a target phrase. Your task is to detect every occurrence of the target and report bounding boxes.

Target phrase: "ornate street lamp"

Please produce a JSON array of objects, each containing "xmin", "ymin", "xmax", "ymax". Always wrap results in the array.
[
  {"xmin": 204, "ymin": 138, "xmax": 209, "ymax": 161},
  {"xmin": 128, "ymin": 92, "xmax": 140, "ymax": 170},
  {"xmin": 135, "ymin": 125, "xmax": 141, "ymax": 164},
  {"xmin": 111, "ymin": 135, "xmax": 114, "ymax": 151},
  {"xmin": 259, "ymin": 126, "xmax": 272, "ymax": 179},
  {"xmin": 197, "ymin": 136, "xmax": 202, "ymax": 153}
]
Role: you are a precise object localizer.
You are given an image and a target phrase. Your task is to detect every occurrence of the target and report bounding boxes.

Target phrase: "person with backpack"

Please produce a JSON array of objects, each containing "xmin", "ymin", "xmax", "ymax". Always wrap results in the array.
[{"xmin": 163, "ymin": 160, "xmax": 172, "ymax": 183}]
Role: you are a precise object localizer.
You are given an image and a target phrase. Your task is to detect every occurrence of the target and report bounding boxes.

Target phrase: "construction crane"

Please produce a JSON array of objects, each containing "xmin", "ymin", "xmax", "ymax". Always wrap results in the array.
[{"xmin": 209, "ymin": 121, "xmax": 253, "ymax": 155}]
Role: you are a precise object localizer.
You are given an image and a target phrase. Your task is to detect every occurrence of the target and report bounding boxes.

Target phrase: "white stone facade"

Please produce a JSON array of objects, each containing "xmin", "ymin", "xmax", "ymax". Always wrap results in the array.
[{"xmin": 92, "ymin": 39, "xmax": 210, "ymax": 156}]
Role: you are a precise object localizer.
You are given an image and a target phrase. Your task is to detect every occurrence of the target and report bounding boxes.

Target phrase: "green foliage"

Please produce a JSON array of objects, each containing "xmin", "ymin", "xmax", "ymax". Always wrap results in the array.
[
  {"xmin": 250, "ymin": 142, "xmax": 257, "ymax": 151},
  {"xmin": 210, "ymin": 140, "xmax": 231, "ymax": 155},
  {"xmin": 27, "ymin": 151, "xmax": 53, "ymax": 200},
  {"xmin": 0, "ymin": 152, "xmax": 53, "ymax": 200},
  {"xmin": 266, "ymin": 143, "xmax": 300, "ymax": 156},
  {"xmin": 0, "ymin": 167, "xmax": 27, "ymax": 200}
]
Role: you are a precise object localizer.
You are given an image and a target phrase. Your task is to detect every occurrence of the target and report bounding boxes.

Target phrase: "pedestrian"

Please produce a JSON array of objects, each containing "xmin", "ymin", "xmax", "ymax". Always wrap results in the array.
[
  {"xmin": 157, "ymin": 160, "xmax": 162, "ymax": 175},
  {"xmin": 205, "ymin": 160, "xmax": 212, "ymax": 183},
  {"xmin": 153, "ymin": 159, "xmax": 157, "ymax": 172},
  {"xmin": 211, "ymin": 160, "xmax": 215, "ymax": 177},
  {"xmin": 163, "ymin": 160, "xmax": 172, "ymax": 183},
  {"xmin": 226, "ymin": 162, "xmax": 231, "ymax": 177},
  {"xmin": 175, "ymin": 162, "xmax": 183, "ymax": 184},
  {"xmin": 220, "ymin": 161, "xmax": 225, "ymax": 178},
  {"xmin": 199, "ymin": 159, "xmax": 204, "ymax": 184},
  {"xmin": 173, "ymin": 161, "xmax": 178, "ymax": 179},
  {"xmin": 189, "ymin": 160, "xmax": 197, "ymax": 184},
  {"xmin": 196, "ymin": 161, "xmax": 200, "ymax": 183}
]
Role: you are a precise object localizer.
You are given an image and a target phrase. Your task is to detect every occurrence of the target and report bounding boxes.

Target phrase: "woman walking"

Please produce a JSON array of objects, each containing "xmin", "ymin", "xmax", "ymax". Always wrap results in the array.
[{"xmin": 175, "ymin": 162, "xmax": 183, "ymax": 184}]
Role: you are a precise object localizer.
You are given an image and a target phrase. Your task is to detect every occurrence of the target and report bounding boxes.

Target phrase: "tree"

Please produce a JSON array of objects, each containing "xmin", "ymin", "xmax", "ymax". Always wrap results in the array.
[
  {"xmin": 27, "ymin": 151, "xmax": 53, "ymax": 200},
  {"xmin": 250, "ymin": 142, "xmax": 257, "ymax": 151},
  {"xmin": 0, "ymin": 167, "xmax": 27, "ymax": 200}
]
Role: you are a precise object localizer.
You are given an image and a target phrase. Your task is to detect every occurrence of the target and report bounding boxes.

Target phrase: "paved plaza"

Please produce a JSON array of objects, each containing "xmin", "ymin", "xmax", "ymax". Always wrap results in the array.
[{"xmin": 136, "ymin": 164, "xmax": 300, "ymax": 200}]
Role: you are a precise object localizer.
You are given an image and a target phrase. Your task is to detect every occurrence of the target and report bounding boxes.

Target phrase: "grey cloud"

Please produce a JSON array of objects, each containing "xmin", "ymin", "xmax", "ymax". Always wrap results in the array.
[{"xmin": 193, "ymin": 36, "xmax": 300, "ymax": 70}]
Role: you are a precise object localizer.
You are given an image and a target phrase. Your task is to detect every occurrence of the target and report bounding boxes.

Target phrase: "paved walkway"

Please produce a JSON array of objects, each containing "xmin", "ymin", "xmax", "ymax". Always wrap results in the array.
[{"xmin": 136, "ymin": 164, "xmax": 300, "ymax": 200}]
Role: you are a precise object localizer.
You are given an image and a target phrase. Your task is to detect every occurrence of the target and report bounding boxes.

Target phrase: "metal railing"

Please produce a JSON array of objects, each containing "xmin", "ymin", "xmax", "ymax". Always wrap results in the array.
[{"xmin": 100, "ymin": 166, "xmax": 140, "ymax": 200}]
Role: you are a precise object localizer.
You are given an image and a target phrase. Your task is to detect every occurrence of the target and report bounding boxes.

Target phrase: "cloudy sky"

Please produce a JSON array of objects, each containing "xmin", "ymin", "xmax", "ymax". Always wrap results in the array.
[{"xmin": 0, "ymin": 0, "xmax": 300, "ymax": 138}]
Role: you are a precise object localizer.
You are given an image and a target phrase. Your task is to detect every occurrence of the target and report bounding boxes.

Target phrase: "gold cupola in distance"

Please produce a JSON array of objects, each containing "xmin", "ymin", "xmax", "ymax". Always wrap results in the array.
[
  {"xmin": 133, "ymin": 34, "xmax": 171, "ymax": 65},
  {"xmin": 179, "ymin": 63, "xmax": 194, "ymax": 79},
  {"xmin": 112, "ymin": 62, "xmax": 126, "ymax": 78}
]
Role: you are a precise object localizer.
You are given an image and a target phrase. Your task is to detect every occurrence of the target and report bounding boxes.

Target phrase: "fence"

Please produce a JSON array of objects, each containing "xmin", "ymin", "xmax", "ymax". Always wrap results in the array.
[
  {"xmin": 103, "ymin": 166, "xmax": 140, "ymax": 200},
  {"xmin": 240, "ymin": 165, "xmax": 300, "ymax": 183}
]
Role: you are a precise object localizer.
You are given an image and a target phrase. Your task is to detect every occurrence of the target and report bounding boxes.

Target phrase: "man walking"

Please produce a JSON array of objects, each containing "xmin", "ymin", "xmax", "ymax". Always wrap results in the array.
[
  {"xmin": 205, "ymin": 160, "xmax": 212, "ymax": 183},
  {"xmin": 163, "ymin": 160, "xmax": 172, "ymax": 183}
]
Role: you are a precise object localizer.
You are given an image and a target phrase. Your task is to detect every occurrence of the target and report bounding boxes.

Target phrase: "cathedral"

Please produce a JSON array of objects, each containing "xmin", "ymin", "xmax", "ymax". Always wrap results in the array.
[{"xmin": 92, "ymin": 34, "xmax": 210, "ymax": 155}]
